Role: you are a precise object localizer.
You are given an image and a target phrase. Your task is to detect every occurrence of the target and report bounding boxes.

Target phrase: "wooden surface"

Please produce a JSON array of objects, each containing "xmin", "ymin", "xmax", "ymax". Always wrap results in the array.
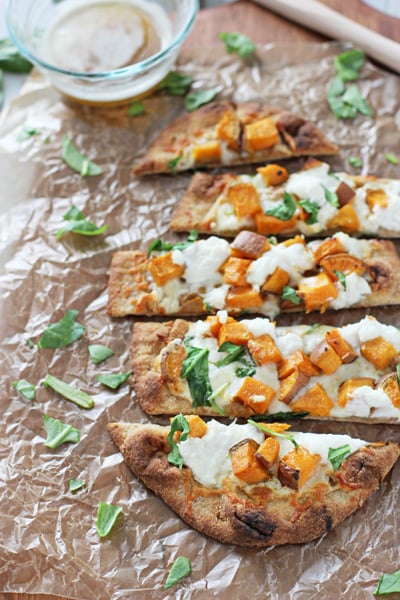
[{"xmin": 3, "ymin": 1, "xmax": 399, "ymax": 599}]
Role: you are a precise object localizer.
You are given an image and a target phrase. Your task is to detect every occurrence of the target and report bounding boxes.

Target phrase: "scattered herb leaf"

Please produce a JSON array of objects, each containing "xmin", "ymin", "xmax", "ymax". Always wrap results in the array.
[
  {"xmin": 385, "ymin": 153, "xmax": 399, "ymax": 165},
  {"xmin": 88, "ymin": 344, "xmax": 114, "ymax": 365},
  {"xmin": 128, "ymin": 101, "xmax": 145, "ymax": 116},
  {"xmin": 38, "ymin": 309, "xmax": 85, "ymax": 349},
  {"xmin": 181, "ymin": 344, "xmax": 212, "ymax": 407},
  {"xmin": 167, "ymin": 414, "xmax": 190, "ymax": 468},
  {"xmin": 69, "ymin": 478, "xmax": 85, "ymax": 493},
  {"xmin": 328, "ymin": 444, "xmax": 351, "ymax": 471},
  {"xmin": 219, "ymin": 32, "xmax": 256, "ymax": 58},
  {"xmin": 374, "ymin": 570, "xmax": 400, "ymax": 595},
  {"xmin": 327, "ymin": 49, "xmax": 372, "ymax": 119},
  {"xmin": 164, "ymin": 556, "xmax": 192, "ymax": 590},
  {"xmin": 396, "ymin": 364, "xmax": 400, "ymax": 387},
  {"xmin": 0, "ymin": 38, "xmax": 33, "ymax": 73},
  {"xmin": 56, "ymin": 204, "xmax": 108, "ymax": 239},
  {"xmin": 216, "ymin": 341, "xmax": 245, "ymax": 367},
  {"xmin": 96, "ymin": 372, "xmax": 130, "ymax": 390},
  {"xmin": 265, "ymin": 192, "xmax": 297, "ymax": 221},
  {"xmin": 341, "ymin": 84, "xmax": 373, "ymax": 116},
  {"xmin": 299, "ymin": 198, "xmax": 319, "ymax": 225},
  {"xmin": 26, "ymin": 338, "xmax": 35, "ymax": 348},
  {"xmin": 43, "ymin": 374, "xmax": 94, "ymax": 409},
  {"xmin": 147, "ymin": 238, "xmax": 174, "ymax": 257},
  {"xmin": 184, "ymin": 88, "xmax": 218, "ymax": 112},
  {"xmin": 17, "ymin": 126, "xmax": 39, "ymax": 141},
  {"xmin": 168, "ymin": 155, "xmax": 182, "ymax": 173},
  {"xmin": 281, "ymin": 286, "xmax": 303, "ymax": 305},
  {"xmin": 173, "ymin": 230, "xmax": 199, "ymax": 251},
  {"xmin": 158, "ymin": 71, "xmax": 193, "ymax": 96},
  {"xmin": 250, "ymin": 410, "xmax": 309, "ymax": 422},
  {"xmin": 305, "ymin": 323, "xmax": 321, "ymax": 334},
  {"xmin": 334, "ymin": 269, "xmax": 347, "ymax": 290},
  {"xmin": 248, "ymin": 419, "xmax": 299, "ymax": 449},
  {"xmin": 62, "ymin": 135, "xmax": 103, "ymax": 176},
  {"xmin": 348, "ymin": 156, "xmax": 362, "ymax": 168},
  {"xmin": 96, "ymin": 502, "xmax": 122, "ymax": 537},
  {"xmin": 12, "ymin": 379, "xmax": 35, "ymax": 401},
  {"xmin": 333, "ymin": 48, "xmax": 365, "ymax": 81},
  {"xmin": 323, "ymin": 185, "xmax": 339, "ymax": 207},
  {"xmin": 43, "ymin": 414, "xmax": 80, "ymax": 449}
]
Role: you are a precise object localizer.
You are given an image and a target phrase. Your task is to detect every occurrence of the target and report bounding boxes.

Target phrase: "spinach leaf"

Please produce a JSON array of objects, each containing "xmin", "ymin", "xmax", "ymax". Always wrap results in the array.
[
  {"xmin": 147, "ymin": 238, "xmax": 174, "ymax": 257},
  {"xmin": 207, "ymin": 383, "xmax": 227, "ymax": 416},
  {"xmin": 43, "ymin": 374, "xmax": 94, "ymax": 409},
  {"xmin": 168, "ymin": 155, "xmax": 182, "ymax": 173},
  {"xmin": 173, "ymin": 230, "xmax": 198, "ymax": 251},
  {"xmin": 299, "ymin": 199, "xmax": 319, "ymax": 225},
  {"xmin": 184, "ymin": 88, "xmax": 218, "ymax": 112},
  {"xmin": 181, "ymin": 345, "xmax": 212, "ymax": 407},
  {"xmin": 62, "ymin": 136, "xmax": 103, "ymax": 176},
  {"xmin": 96, "ymin": 372, "xmax": 130, "ymax": 390},
  {"xmin": 348, "ymin": 156, "xmax": 362, "ymax": 168},
  {"xmin": 250, "ymin": 410, "xmax": 309, "ymax": 422},
  {"xmin": 281, "ymin": 286, "xmax": 303, "ymax": 305},
  {"xmin": 56, "ymin": 205, "xmax": 108, "ymax": 239},
  {"xmin": 323, "ymin": 185, "xmax": 339, "ymax": 207},
  {"xmin": 43, "ymin": 414, "xmax": 80, "ymax": 448},
  {"xmin": 12, "ymin": 379, "xmax": 35, "ymax": 401},
  {"xmin": 248, "ymin": 419, "xmax": 298, "ymax": 449},
  {"xmin": 333, "ymin": 269, "xmax": 347, "ymax": 290},
  {"xmin": 164, "ymin": 556, "xmax": 192, "ymax": 590},
  {"xmin": 219, "ymin": 32, "xmax": 256, "ymax": 58},
  {"xmin": 385, "ymin": 153, "xmax": 398, "ymax": 165},
  {"xmin": 328, "ymin": 444, "xmax": 351, "ymax": 471},
  {"xmin": 167, "ymin": 414, "xmax": 190, "ymax": 468},
  {"xmin": 128, "ymin": 101, "xmax": 145, "ymax": 116},
  {"xmin": 88, "ymin": 344, "xmax": 114, "ymax": 365},
  {"xmin": 96, "ymin": 502, "xmax": 122, "ymax": 537},
  {"xmin": 0, "ymin": 38, "xmax": 33, "ymax": 73},
  {"xmin": 265, "ymin": 192, "xmax": 297, "ymax": 221},
  {"xmin": 215, "ymin": 341, "xmax": 245, "ymax": 367},
  {"xmin": 69, "ymin": 478, "xmax": 85, "ymax": 493},
  {"xmin": 158, "ymin": 71, "xmax": 193, "ymax": 96},
  {"xmin": 374, "ymin": 570, "xmax": 400, "ymax": 595},
  {"xmin": 38, "ymin": 309, "xmax": 85, "ymax": 348},
  {"xmin": 333, "ymin": 48, "xmax": 365, "ymax": 81}
]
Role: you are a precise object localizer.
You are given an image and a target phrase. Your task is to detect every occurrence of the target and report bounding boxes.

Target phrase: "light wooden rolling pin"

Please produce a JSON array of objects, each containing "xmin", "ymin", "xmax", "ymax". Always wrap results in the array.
[{"xmin": 253, "ymin": 0, "xmax": 400, "ymax": 74}]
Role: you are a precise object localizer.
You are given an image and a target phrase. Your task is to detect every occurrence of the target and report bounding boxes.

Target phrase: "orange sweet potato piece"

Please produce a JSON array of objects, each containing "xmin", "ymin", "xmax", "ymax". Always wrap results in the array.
[
  {"xmin": 222, "ymin": 256, "xmax": 251, "ymax": 287},
  {"xmin": 216, "ymin": 108, "xmax": 241, "ymax": 151},
  {"xmin": 278, "ymin": 351, "xmax": 321, "ymax": 379},
  {"xmin": 278, "ymin": 446, "xmax": 321, "ymax": 490},
  {"xmin": 325, "ymin": 329, "xmax": 357, "ymax": 364},
  {"xmin": 261, "ymin": 267, "xmax": 290, "ymax": 294},
  {"xmin": 244, "ymin": 117, "xmax": 280, "ymax": 153},
  {"xmin": 225, "ymin": 286, "xmax": 263, "ymax": 310},
  {"xmin": 336, "ymin": 181, "xmax": 355, "ymax": 206},
  {"xmin": 230, "ymin": 438, "xmax": 268, "ymax": 483},
  {"xmin": 290, "ymin": 383, "xmax": 334, "ymax": 417},
  {"xmin": 313, "ymin": 237, "xmax": 346, "ymax": 264},
  {"xmin": 148, "ymin": 252, "xmax": 185, "ymax": 286},
  {"xmin": 282, "ymin": 235, "xmax": 306, "ymax": 248},
  {"xmin": 231, "ymin": 377, "xmax": 276, "ymax": 416},
  {"xmin": 257, "ymin": 164, "xmax": 289, "ymax": 186},
  {"xmin": 192, "ymin": 141, "xmax": 222, "ymax": 163},
  {"xmin": 172, "ymin": 414, "xmax": 208, "ymax": 442},
  {"xmin": 327, "ymin": 203, "xmax": 360, "ymax": 233},
  {"xmin": 205, "ymin": 315, "xmax": 235, "ymax": 337},
  {"xmin": 377, "ymin": 373, "xmax": 400, "ymax": 408},
  {"xmin": 248, "ymin": 334, "xmax": 282, "ymax": 365},
  {"xmin": 218, "ymin": 320, "xmax": 252, "ymax": 346},
  {"xmin": 255, "ymin": 212, "xmax": 298, "ymax": 235},
  {"xmin": 279, "ymin": 369, "xmax": 309, "ymax": 404},
  {"xmin": 360, "ymin": 336, "xmax": 399, "ymax": 370},
  {"xmin": 337, "ymin": 377, "xmax": 375, "ymax": 407},
  {"xmin": 297, "ymin": 273, "xmax": 338, "ymax": 313},
  {"xmin": 309, "ymin": 340, "xmax": 343, "ymax": 374},
  {"xmin": 227, "ymin": 183, "xmax": 261, "ymax": 218},
  {"xmin": 366, "ymin": 188, "xmax": 388, "ymax": 210},
  {"xmin": 231, "ymin": 230, "xmax": 270, "ymax": 259},
  {"xmin": 255, "ymin": 436, "xmax": 280, "ymax": 469},
  {"xmin": 320, "ymin": 253, "xmax": 366, "ymax": 277},
  {"xmin": 161, "ymin": 343, "xmax": 187, "ymax": 382}
]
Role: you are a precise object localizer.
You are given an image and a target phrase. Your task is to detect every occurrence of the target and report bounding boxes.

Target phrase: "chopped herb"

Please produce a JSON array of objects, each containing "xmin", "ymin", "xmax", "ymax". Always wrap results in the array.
[
  {"xmin": 333, "ymin": 48, "xmax": 365, "ymax": 81},
  {"xmin": 173, "ymin": 230, "xmax": 198, "ymax": 251},
  {"xmin": 0, "ymin": 38, "xmax": 33, "ymax": 73},
  {"xmin": 167, "ymin": 414, "xmax": 190, "ymax": 468},
  {"xmin": 250, "ymin": 410, "xmax": 309, "ymax": 422},
  {"xmin": 168, "ymin": 155, "xmax": 182, "ymax": 173},
  {"xmin": 248, "ymin": 419, "xmax": 299, "ymax": 449},
  {"xmin": 181, "ymin": 344, "xmax": 212, "ymax": 407},
  {"xmin": 26, "ymin": 339, "xmax": 35, "ymax": 348},
  {"xmin": 96, "ymin": 502, "xmax": 122, "ymax": 537},
  {"xmin": 305, "ymin": 323, "xmax": 321, "ymax": 334},
  {"xmin": 374, "ymin": 570, "xmax": 400, "ymax": 595},
  {"xmin": 56, "ymin": 204, "xmax": 108, "ymax": 239},
  {"xmin": 334, "ymin": 269, "xmax": 347, "ymax": 290},
  {"xmin": 128, "ymin": 101, "xmax": 145, "ymax": 116},
  {"xmin": 385, "ymin": 153, "xmax": 399, "ymax": 165},
  {"xmin": 158, "ymin": 71, "xmax": 193, "ymax": 96},
  {"xmin": 17, "ymin": 126, "xmax": 39, "ymax": 141},
  {"xmin": 327, "ymin": 49, "xmax": 372, "ymax": 119},
  {"xmin": 164, "ymin": 556, "xmax": 192, "ymax": 590},
  {"xmin": 219, "ymin": 32, "xmax": 256, "ymax": 58},
  {"xmin": 396, "ymin": 364, "xmax": 400, "ymax": 387},
  {"xmin": 38, "ymin": 309, "xmax": 85, "ymax": 349},
  {"xmin": 204, "ymin": 301, "xmax": 212, "ymax": 313},
  {"xmin": 299, "ymin": 198, "xmax": 319, "ymax": 225},
  {"xmin": 43, "ymin": 374, "xmax": 94, "ymax": 409},
  {"xmin": 328, "ymin": 75, "xmax": 346, "ymax": 97},
  {"xmin": 62, "ymin": 135, "xmax": 103, "ymax": 176},
  {"xmin": 328, "ymin": 444, "xmax": 351, "ymax": 471},
  {"xmin": 88, "ymin": 344, "xmax": 114, "ymax": 365},
  {"xmin": 146, "ymin": 238, "xmax": 174, "ymax": 257},
  {"xmin": 234, "ymin": 361, "xmax": 256, "ymax": 378},
  {"xmin": 323, "ymin": 185, "xmax": 339, "ymax": 207},
  {"xmin": 216, "ymin": 341, "xmax": 245, "ymax": 367},
  {"xmin": 265, "ymin": 192, "xmax": 297, "ymax": 221},
  {"xmin": 281, "ymin": 286, "xmax": 303, "ymax": 305},
  {"xmin": 12, "ymin": 379, "xmax": 35, "ymax": 401},
  {"xmin": 43, "ymin": 414, "xmax": 80, "ymax": 449},
  {"xmin": 348, "ymin": 156, "xmax": 362, "ymax": 168},
  {"xmin": 69, "ymin": 478, "xmax": 85, "ymax": 493},
  {"xmin": 96, "ymin": 372, "xmax": 130, "ymax": 390},
  {"xmin": 184, "ymin": 88, "xmax": 218, "ymax": 112},
  {"xmin": 341, "ymin": 84, "xmax": 373, "ymax": 116}
]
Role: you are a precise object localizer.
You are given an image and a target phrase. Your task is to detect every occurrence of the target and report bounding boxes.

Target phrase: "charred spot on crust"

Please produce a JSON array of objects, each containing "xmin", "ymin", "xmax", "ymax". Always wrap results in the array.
[
  {"xmin": 325, "ymin": 514, "xmax": 333, "ymax": 532},
  {"xmin": 233, "ymin": 508, "xmax": 277, "ymax": 540},
  {"xmin": 367, "ymin": 261, "xmax": 391, "ymax": 291}
]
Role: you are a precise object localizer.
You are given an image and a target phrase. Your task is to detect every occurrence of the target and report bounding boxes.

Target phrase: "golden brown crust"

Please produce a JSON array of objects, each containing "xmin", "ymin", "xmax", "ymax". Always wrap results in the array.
[
  {"xmin": 107, "ymin": 421, "xmax": 400, "ymax": 547},
  {"xmin": 133, "ymin": 101, "xmax": 338, "ymax": 176}
]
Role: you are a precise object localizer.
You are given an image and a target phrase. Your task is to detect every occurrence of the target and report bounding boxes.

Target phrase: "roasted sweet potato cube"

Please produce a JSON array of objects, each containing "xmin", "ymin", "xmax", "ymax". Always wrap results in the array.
[
  {"xmin": 297, "ymin": 273, "xmax": 338, "ymax": 313},
  {"xmin": 337, "ymin": 377, "xmax": 375, "ymax": 407},
  {"xmin": 192, "ymin": 141, "xmax": 222, "ymax": 163},
  {"xmin": 222, "ymin": 256, "xmax": 251, "ymax": 287},
  {"xmin": 279, "ymin": 369, "xmax": 309, "ymax": 403},
  {"xmin": 171, "ymin": 414, "xmax": 208, "ymax": 442},
  {"xmin": 248, "ymin": 334, "xmax": 282, "ymax": 365},
  {"xmin": 290, "ymin": 383, "xmax": 334, "ymax": 417},
  {"xmin": 231, "ymin": 230, "xmax": 270, "ymax": 259},
  {"xmin": 320, "ymin": 253, "xmax": 366, "ymax": 277},
  {"xmin": 262, "ymin": 267, "xmax": 290, "ymax": 294},
  {"xmin": 226, "ymin": 286, "xmax": 263, "ymax": 310},
  {"xmin": 244, "ymin": 117, "xmax": 280, "ymax": 153},
  {"xmin": 205, "ymin": 314, "xmax": 235, "ymax": 337},
  {"xmin": 283, "ymin": 235, "xmax": 306, "ymax": 248},
  {"xmin": 313, "ymin": 237, "xmax": 346, "ymax": 264},
  {"xmin": 161, "ymin": 343, "xmax": 187, "ymax": 382},
  {"xmin": 278, "ymin": 446, "xmax": 321, "ymax": 490},
  {"xmin": 360, "ymin": 336, "xmax": 399, "ymax": 370},
  {"xmin": 227, "ymin": 183, "xmax": 262, "ymax": 218},
  {"xmin": 255, "ymin": 212, "xmax": 297, "ymax": 235},
  {"xmin": 310, "ymin": 340, "xmax": 343, "ymax": 374},
  {"xmin": 255, "ymin": 436, "xmax": 280, "ymax": 469},
  {"xmin": 230, "ymin": 438, "xmax": 269, "ymax": 483},
  {"xmin": 231, "ymin": 377, "xmax": 276, "ymax": 416},
  {"xmin": 278, "ymin": 351, "xmax": 320, "ymax": 379},
  {"xmin": 216, "ymin": 108, "xmax": 240, "ymax": 150},
  {"xmin": 218, "ymin": 320, "xmax": 252, "ymax": 346},
  {"xmin": 148, "ymin": 252, "xmax": 185, "ymax": 286},
  {"xmin": 257, "ymin": 164, "xmax": 289, "ymax": 186},
  {"xmin": 327, "ymin": 203, "xmax": 360, "ymax": 233},
  {"xmin": 366, "ymin": 188, "xmax": 388, "ymax": 210},
  {"xmin": 257, "ymin": 422, "xmax": 291, "ymax": 434},
  {"xmin": 336, "ymin": 181, "xmax": 355, "ymax": 206},
  {"xmin": 377, "ymin": 373, "xmax": 400, "ymax": 408},
  {"xmin": 325, "ymin": 329, "xmax": 357, "ymax": 364}
]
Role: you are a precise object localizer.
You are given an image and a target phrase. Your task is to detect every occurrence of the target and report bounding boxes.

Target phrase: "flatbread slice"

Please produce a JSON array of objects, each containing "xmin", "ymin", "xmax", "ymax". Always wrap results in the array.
[
  {"xmin": 170, "ymin": 158, "xmax": 400, "ymax": 238},
  {"xmin": 133, "ymin": 101, "xmax": 338, "ymax": 175},
  {"xmin": 107, "ymin": 230, "xmax": 400, "ymax": 318},
  {"xmin": 108, "ymin": 418, "xmax": 400, "ymax": 547},
  {"xmin": 131, "ymin": 314, "xmax": 400, "ymax": 423}
]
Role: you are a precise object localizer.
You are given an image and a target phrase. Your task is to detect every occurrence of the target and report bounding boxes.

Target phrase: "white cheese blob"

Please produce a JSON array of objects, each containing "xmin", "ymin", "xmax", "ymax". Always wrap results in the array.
[
  {"xmin": 333, "ymin": 232, "xmax": 370, "ymax": 259},
  {"xmin": 275, "ymin": 331, "xmax": 304, "ymax": 357},
  {"xmin": 213, "ymin": 201, "xmax": 253, "ymax": 233},
  {"xmin": 203, "ymin": 285, "xmax": 229, "ymax": 310},
  {"xmin": 277, "ymin": 432, "xmax": 366, "ymax": 464},
  {"xmin": 359, "ymin": 180, "xmax": 400, "ymax": 232},
  {"xmin": 330, "ymin": 386, "xmax": 400, "ymax": 420},
  {"xmin": 181, "ymin": 237, "xmax": 231, "ymax": 291},
  {"xmin": 329, "ymin": 272, "xmax": 371, "ymax": 310},
  {"xmin": 246, "ymin": 243, "xmax": 315, "ymax": 288},
  {"xmin": 241, "ymin": 317, "xmax": 276, "ymax": 338}
]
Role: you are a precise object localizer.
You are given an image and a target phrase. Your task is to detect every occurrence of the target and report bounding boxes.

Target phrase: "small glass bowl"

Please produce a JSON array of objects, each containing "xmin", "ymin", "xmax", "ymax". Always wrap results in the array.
[{"xmin": 6, "ymin": 0, "xmax": 199, "ymax": 105}]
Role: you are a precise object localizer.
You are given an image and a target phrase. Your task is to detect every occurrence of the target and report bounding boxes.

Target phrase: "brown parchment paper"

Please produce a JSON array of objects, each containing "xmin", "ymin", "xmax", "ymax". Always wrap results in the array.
[{"xmin": 1, "ymin": 42, "xmax": 400, "ymax": 600}]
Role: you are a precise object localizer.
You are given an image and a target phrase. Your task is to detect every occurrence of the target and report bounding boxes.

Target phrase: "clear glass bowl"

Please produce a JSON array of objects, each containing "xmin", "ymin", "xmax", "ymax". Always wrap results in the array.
[{"xmin": 6, "ymin": 0, "xmax": 199, "ymax": 105}]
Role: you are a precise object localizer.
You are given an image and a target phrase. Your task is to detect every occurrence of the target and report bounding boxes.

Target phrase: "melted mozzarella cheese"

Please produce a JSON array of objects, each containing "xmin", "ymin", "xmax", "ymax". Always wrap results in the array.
[
  {"xmin": 329, "ymin": 272, "xmax": 371, "ymax": 310},
  {"xmin": 246, "ymin": 243, "xmax": 315, "ymax": 288},
  {"xmin": 181, "ymin": 237, "xmax": 231, "ymax": 291}
]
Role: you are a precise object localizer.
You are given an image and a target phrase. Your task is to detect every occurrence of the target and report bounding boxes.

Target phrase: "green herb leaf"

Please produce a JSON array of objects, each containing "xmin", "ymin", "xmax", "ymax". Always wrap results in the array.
[
  {"xmin": 348, "ymin": 156, "xmax": 362, "ymax": 168},
  {"xmin": 164, "ymin": 556, "xmax": 192, "ymax": 590},
  {"xmin": 12, "ymin": 379, "xmax": 35, "ymax": 401},
  {"xmin": 219, "ymin": 32, "xmax": 256, "ymax": 58},
  {"xmin": 43, "ymin": 374, "xmax": 94, "ymax": 409},
  {"xmin": 69, "ymin": 478, "xmax": 85, "ymax": 493},
  {"xmin": 0, "ymin": 38, "xmax": 33, "ymax": 73},
  {"xmin": 167, "ymin": 414, "xmax": 190, "ymax": 468},
  {"xmin": 333, "ymin": 49, "xmax": 365, "ymax": 81},
  {"xmin": 26, "ymin": 338, "xmax": 35, "ymax": 348},
  {"xmin": 248, "ymin": 419, "xmax": 299, "ymax": 448},
  {"xmin": 168, "ymin": 155, "xmax": 182, "ymax": 173},
  {"xmin": 281, "ymin": 286, "xmax": 303, "ymax": 305},
  {"xmin": 88, "ymin": 344, "xmax": 114, "ymax": 365},
  {"xmin": 173, "ymin": 230, "xmax": 199, "ymax": 251},
  {"xmin": 328, "ymin": 75, "xmax": 346, "ymax": 97},
  {"xmin": 327, "ymin": 94, "xmax": 357, "ymax": 119},
  {"xmin": 396, "ymin": 364, "xmax": 400, "ymax": 387},
  {"xmin": 333, "ymin": 269, "xmax": 347, "ymax": 290},
  {"xmin": 146, "ymin": 238, "xmax": 174, "ymax": 257},
  {"xmin": 341, "ymin": 84, "xmax": 373, "ymax": 117},
  {"xmin": 96, "ymin": 372, "xmax": 130, "ymax": 390},
  {"xmin": 181, "ymin": 344, "xmax": 212, "ymax": 407},
  {"xmin": 250, "ymin": 410, "xmax": 309, "ymax": 422},
  {"xmin": 62, "ymin": 136, "xmax": 103, "ymax": 176},
  {"xmin": 299, "ymin": 198, "xmax": 319, "ymax": 225},
  {"xmin": 43, "ymin": 414, "xmax": 80, "ymax": 449},
  {"xmin": 17, "ymin": 126, "xmax": 39, "ymax": 141},
  {"xmin": 216, "ymin": 341, "xmax": 245, "ymax": 367},
  {"xmin": 234, "ymin": 360, "xmax": 256, "ymax": 378},
  {"xmin": 265, "ymin": 192, "xmax": 297, "ymax": 221},
  {"xmin": 374, "ymin": 570, "xmax": 400, "ymax": 595},
  {"xmin": 207, "ymin": 383, "xmax": 227, "ymax": 416},
  {"xmin": 305, "ymin": 323, "xmax": 321, "ymax": 334},
  {"xmin": 56, "ymin": 204, "xmax": 108, "ymax": 239},
  {"xmin": 128, "ymin": 100, "xmax": 145, "ymax": 116},
  {"xmin": 184, "ymin": 88, "xmax": 218, "ymax": 112},
  {"xmin": 385, "ymin": 153, "xmax": 399, "ymax": 165},
  {"xmin": 96, "ymin": 502, "xmax": 122, "ymax": 537},
  {"xmin": 158, "ymin": 71, "xmax": 193, "ymax": 96},
  {"xmin": 323, "ymin": 185, "xmax": 339, "ymax": 207},
  {"xmin": 38, "ymin": 309, "xmax": 85, "ymax": 349},
  {"xmin": 328, "ymin": 444, "xmax": 351, "ymax": 471}
]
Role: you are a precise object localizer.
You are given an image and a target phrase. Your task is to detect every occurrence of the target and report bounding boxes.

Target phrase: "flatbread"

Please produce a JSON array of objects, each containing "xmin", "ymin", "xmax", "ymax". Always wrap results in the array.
[
  {"xmin": 133, "ymin": 101, "xmax": 338, "ymax": 175},
  {"xmin": 108, "ymin": 419, "xmax": 400, "ymax": 547}
]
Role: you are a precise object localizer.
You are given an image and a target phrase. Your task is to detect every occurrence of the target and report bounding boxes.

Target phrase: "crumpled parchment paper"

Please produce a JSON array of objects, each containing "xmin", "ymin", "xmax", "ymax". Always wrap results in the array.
[{"xmin": 1, "ymin": 42, "xmax": 400, "ymax": 600}]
